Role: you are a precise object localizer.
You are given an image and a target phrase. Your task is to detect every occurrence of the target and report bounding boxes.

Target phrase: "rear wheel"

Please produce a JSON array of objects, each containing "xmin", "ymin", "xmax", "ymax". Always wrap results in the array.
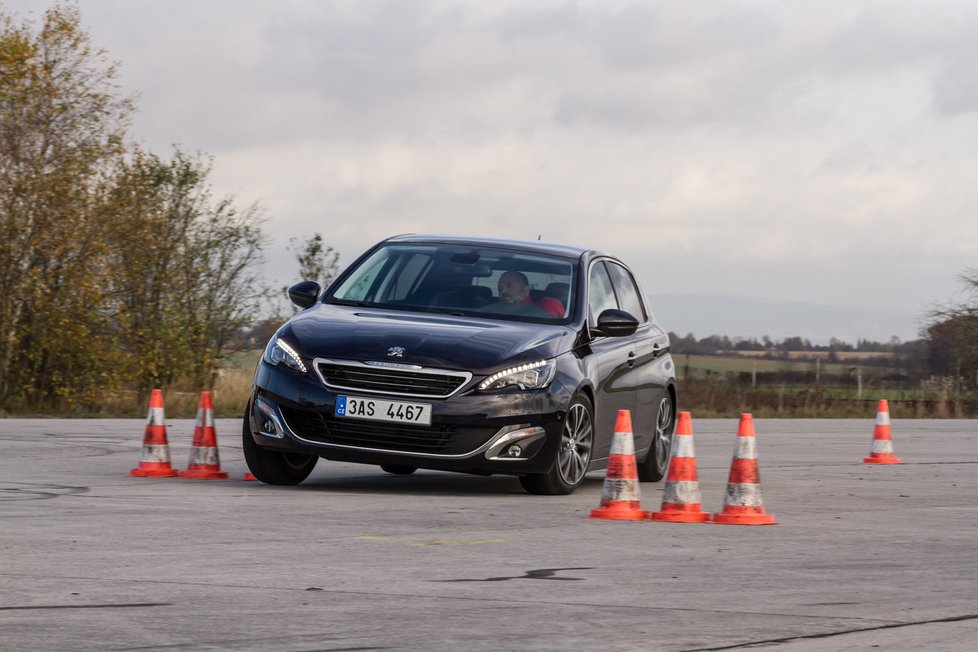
[
  {"xmin": 242, "ymin": 403, "xmax": 318, "ymax": 485},
  {"xmin": 519, "ymin": 394, "xmax": 593, "ymax": 495},
  {"xmin": 380, "ymin": 464, "xmax": 417, "ymax": 475},
  {"xmin": 638, "ymin": 392, "xmax": 675, "ymax": 482}
]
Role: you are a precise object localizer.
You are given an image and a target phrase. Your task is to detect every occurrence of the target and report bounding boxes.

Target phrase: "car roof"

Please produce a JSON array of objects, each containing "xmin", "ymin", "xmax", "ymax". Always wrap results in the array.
[{"xmin": 383, "ymin": 233, "xmax": 606, "ymax": 259}]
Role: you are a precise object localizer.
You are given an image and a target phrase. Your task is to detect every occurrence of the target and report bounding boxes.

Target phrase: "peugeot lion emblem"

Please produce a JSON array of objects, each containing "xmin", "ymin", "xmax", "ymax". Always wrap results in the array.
[{"xmin": 387, "ymin": 346, "xmax": 406, "ymax": 358}]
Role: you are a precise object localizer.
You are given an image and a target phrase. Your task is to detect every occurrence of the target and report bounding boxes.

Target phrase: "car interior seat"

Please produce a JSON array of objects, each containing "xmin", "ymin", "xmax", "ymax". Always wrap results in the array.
[{"xmin": 544, "ymin": 282, "xmax": 570, "ymax": 308}]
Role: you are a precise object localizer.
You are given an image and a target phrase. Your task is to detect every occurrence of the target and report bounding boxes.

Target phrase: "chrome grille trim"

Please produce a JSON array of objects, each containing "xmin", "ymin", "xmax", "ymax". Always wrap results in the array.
[{"xmin": 313, "ymin": 357, "xmax": 472, "ymax": 398}]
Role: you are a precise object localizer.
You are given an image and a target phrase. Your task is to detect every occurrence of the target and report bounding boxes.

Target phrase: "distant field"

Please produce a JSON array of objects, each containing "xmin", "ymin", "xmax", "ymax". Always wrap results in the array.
[
  {"xmin": 674, "ymin": 354, "xmax": 890, "ymax": 375},
  {"xmin": 718, "ymin": 350, "xmax": 896, "ymax": 361},
  {"xmin": 224, "ymin": 349, "xmax": 262, "ymax": 372}
]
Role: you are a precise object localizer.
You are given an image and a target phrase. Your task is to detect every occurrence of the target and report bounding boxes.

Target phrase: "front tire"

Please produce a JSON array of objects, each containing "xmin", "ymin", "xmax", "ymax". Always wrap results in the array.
[
  {"xmin": 519, "ymin": 394, "xmax": 594, "ymax": 495},
  {"xmin": 242, "ymin": 403, "xmax": 318, "ymax": 485},
  {"xmin": 638, "ymin": 392, "xmax": 675, "ymax": 482}
]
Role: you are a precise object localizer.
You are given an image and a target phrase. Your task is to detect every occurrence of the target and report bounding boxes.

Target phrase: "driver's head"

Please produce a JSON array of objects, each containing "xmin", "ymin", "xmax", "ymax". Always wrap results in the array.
[{"xmin": 498, "ymin": 271, "xmax": 530, "ymax": 304}]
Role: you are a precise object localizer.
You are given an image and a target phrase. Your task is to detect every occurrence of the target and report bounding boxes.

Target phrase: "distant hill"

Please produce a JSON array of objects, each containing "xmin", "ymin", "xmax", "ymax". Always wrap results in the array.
[{"xmin": 648, "ymin": 293, "xmax": 923, "ymax": 345}]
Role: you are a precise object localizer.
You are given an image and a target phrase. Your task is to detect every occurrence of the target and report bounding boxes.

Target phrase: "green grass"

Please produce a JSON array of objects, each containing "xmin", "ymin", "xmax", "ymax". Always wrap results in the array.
[{"xmin": 674, "ymin": 354, "xmax": 892, "ymax": 375}]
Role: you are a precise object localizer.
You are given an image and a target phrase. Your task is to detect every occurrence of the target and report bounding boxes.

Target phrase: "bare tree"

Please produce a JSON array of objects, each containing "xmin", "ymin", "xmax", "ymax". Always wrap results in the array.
[
  {"xmin": 927, "ymin": 268, "xmax": 978, "ymax": 386},
  {"xmin": 288, "ymin": 232, "xmax": 340, "ymax": 289}
]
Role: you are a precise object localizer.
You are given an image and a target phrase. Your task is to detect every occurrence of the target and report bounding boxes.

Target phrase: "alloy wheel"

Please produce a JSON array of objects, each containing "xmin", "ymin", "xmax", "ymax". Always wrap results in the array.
[
  {"xmin": 653, "ymin": 396, "xmax": 674, "ymax": 474},
  {"xmin": 557, "ymin": 402, "xmax": 593, "ymax": 485}
]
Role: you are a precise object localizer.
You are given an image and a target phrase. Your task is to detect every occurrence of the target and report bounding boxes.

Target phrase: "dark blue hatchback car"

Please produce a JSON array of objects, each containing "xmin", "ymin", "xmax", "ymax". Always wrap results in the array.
[{"xmin": 244, "ymin": 234, "xmax": 677, "ymax": 494}]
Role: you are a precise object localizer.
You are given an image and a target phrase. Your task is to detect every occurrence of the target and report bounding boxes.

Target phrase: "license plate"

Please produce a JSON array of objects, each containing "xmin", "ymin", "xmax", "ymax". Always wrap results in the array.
[{"xmin": 334, "ymin": 395, "xmax": 432, "ymax": 426}]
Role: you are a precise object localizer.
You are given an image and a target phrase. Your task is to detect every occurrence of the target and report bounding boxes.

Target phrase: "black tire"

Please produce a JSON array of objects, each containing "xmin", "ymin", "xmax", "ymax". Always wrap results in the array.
[
  {"xmin": 242, "ymin": 403, "xmax": 318, "ymax": 485},
  {"xmin": 380, "ymin": 464, "xmax": 417, "ymax": 475},
  {"xmin": 638, "ymin": 391, "xmax": 675, "ymax": 482},
  {"xmin": 519, "ymin": 394, "xmax": 594, "ymax": 495}
]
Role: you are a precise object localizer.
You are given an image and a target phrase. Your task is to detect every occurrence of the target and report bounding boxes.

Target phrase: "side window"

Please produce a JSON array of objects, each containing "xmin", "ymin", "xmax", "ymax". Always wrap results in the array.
[
  {"xmin": 588, "ymin": 262, "xmax": 618, "ymax": 329},
  {"xmin": 606, "ymin": 262, "xmax": 647, "ymax": 322}
]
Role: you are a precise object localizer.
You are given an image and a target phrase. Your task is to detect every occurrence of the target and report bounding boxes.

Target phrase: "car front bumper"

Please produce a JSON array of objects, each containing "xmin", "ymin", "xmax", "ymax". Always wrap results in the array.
[{"xmin": 248, "ymin": 361, "xmax": 574, "ymax": 475}]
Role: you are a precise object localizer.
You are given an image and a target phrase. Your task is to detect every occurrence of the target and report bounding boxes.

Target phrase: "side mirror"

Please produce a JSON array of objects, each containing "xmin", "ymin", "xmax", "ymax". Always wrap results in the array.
[
  {"xmin": 288, "ymin": 280, "xmax": 321, "ymax": 309},
  {"xmin": 594, "ymin": 309, "xmax": 639, "ymax": 337}
]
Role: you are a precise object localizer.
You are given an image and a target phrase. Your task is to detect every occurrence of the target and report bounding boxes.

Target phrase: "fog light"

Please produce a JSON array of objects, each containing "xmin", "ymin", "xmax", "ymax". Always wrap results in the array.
[
  {"xmin": 262, "ymin": 419, "xmax": 275, "ymax": 433},
  {"xmin": 507, "ymin": 445, "xmax": 522, "ymax": 457}
]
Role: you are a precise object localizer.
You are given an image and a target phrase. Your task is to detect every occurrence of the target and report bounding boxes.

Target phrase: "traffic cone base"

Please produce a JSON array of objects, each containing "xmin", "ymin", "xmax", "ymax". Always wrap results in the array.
[
  {"xmin": 180, "ymin": 469, "xmax": 229, "ymax": 479},
  {"xmin": 712, "ymin": 512, "xmax": 777, "ymax": 526},
  {"xmin": 589, "ymin": 410, "xmax": 649, "ymax": 521},
  {"xmin": 651, "ymin": 507, "xmax": 710, "ymax": 523},
  {"xmin": 130, "ymin": 463, "xmax": 179, "ymax": 478},
  {"xmin": 590, "ymin": 503, "xmax": 650, "ymax": 520},
  {"xmin": 863, "ymin": 455, "xmax": 901, "ymax": 464},
  {"xmin": 242, "ymin": 472, "xmax": 257, "ymax": 481}
]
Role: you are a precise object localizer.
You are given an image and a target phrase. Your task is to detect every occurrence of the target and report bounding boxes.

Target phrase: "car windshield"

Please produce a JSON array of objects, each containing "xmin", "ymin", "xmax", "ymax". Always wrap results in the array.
[{"xmin": 327, "ymin": 243, "xmax": 577, "ymax": 324}]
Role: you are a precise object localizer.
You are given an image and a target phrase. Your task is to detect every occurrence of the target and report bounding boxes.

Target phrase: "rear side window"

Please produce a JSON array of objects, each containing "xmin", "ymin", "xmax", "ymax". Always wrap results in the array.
[
  {"xmin": 587, "ymin": 262, "xmax": 618, "ymax": 328},
  {"xmin": 606, "ymin": 262, "xmax": 647, "ymax": 322}
]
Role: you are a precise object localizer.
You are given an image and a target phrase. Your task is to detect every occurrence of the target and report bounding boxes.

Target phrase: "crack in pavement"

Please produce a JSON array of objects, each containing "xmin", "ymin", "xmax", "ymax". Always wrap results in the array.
[
  {"xmin": 435, "ymin": 567, "xmax": 593, "ymax": 582},
  {"xmin": 114, "ymin": 633, "xmax": 387, "ymax": 652},
  {"xmin": 681, "ymin": 613, "xmax": 978, "ymax": 651},
  {"xmin": 0, "ymin": 602, "xmax": 172, "ymax": 611},
  {"xmin": 0, "ymin": 572, "xmax": 899, "ymax": 625}
]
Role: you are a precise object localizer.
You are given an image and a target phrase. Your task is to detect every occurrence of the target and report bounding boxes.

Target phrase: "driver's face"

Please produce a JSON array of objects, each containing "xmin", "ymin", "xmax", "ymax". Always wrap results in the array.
[{"xmin": 498, "ymin": 273, "xmax": 529, "ymax": 304}]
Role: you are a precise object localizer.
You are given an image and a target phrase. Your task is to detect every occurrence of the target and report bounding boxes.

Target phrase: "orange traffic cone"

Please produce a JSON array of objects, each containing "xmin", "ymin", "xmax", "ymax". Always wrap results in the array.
[
  {"xmin": 130, "ymin": 389, "xmax": 180, "ymax": 478},
  {"xmin": 864, "ymin": 399, "xmax": 901, "ymax": 464},
  {"xmin": 590, "ymin": 410, "xmax": 649, "ymax": 521},
  {"xmin": 242, "ymin": 472, "xmax": 257, "ymax": 481},
  {"xmin": 179, "ymin": 391, "xmax": 228, "ymax": 479},
  {"xmin": 651, "ymin": 411, "xmax": 711, "ymax": 523},
  {"xmin": 711, "ymin": 414, "xmax": 777, "ymax": 525}
]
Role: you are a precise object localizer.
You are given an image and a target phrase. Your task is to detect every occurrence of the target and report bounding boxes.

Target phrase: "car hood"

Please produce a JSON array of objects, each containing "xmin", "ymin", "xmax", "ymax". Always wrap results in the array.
[{"xmin": 286, "ymin": 304, "xmax": 575, "ymax": 374}]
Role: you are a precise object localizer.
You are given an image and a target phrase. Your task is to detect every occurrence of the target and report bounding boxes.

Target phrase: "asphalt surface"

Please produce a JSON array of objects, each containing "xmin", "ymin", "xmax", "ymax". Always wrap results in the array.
[{"xmin": 2, "ymin": 417, "xmax": 977, "ymax": 651}]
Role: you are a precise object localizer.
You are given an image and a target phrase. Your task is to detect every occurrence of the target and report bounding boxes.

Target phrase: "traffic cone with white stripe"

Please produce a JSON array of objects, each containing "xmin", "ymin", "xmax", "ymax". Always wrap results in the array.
[
  {"xmin": 179, "ymin": 391, "xmax": 228, "ymax": 479},
  {"xmin": 130, "ymin": 389, "xmax": 180, "ymax": 478},
  {"xmin": 651, "ymin": 411, "xmax": 711, "ymax": 523},
  {"xmin": 864, "ymin": 399, "xmax": 901, "ymax": 464},
  {"xmin": 590, "ymin": 410, "xmax": 649, "ymax": 520},
  {"xmin": 711, "ymin": 414, "xmax": 777, "ymax": 525}
]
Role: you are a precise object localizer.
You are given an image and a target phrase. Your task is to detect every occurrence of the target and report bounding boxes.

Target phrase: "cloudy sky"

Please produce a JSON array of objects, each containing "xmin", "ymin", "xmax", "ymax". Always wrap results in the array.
[{"xmin": 7, "ymin": 0, "xmax": 978, "ymax": 340}]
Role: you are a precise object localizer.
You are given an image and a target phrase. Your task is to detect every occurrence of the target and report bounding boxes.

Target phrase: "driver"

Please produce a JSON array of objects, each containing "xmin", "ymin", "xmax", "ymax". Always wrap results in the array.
[{"xmin": 497, "ymin": 271, "xmax": 564, "ymax": 318}]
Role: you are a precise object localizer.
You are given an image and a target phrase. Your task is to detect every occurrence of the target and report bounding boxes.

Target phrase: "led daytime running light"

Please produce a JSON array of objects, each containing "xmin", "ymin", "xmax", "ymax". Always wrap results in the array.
[
  {"xmin": 277, "ymin": 339, "xmax": 307, "ymax": 373},
  {"xmin": 478, "ymin": 360, "xmax": 547, "ymax": 391}
]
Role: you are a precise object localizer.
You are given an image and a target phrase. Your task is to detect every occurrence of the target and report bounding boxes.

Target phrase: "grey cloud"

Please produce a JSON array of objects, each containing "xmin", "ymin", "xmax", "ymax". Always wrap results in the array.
[
  {"xmin": 51, "ymin": 0, "xmax": 977, "ymax": 150},
  {"xmin": 935, "ymin": 60, "xmax": 978, "ymax": 116}
]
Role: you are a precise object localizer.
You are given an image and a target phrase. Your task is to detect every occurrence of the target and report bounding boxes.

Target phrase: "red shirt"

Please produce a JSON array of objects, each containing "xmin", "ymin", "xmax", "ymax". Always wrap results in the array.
[{"xmin": 521, "ymin": 295, "xmax": 564, "ymax": 318}]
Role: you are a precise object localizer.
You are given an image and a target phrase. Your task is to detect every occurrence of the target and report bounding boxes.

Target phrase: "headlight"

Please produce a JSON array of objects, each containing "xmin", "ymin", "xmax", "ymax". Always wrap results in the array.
[
  {"xmin": 478, "ymin": 359, "xmax": 556, "ymax": 391},
  {"xmin": 262, "ymin": 335, "xmax": 307, "ymax": 373}
]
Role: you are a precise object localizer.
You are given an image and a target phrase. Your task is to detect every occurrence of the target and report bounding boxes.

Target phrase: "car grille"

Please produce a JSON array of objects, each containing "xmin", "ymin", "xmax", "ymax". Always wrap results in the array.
[
  {"xmin": 316, "ymin": 361, "xmax": 469, "ymax": 398},
  {"xmin": 279, "ymin": 406, "xmax": 497, "ymax": 455}
]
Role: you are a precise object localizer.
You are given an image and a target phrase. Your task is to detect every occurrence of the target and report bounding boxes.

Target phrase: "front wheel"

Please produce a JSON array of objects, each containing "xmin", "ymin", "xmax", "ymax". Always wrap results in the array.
[
  {"xmin": 242, "ymin": 403, "xmax": 318, "ymax": 485},
  {"xmin": 638, "ymin": 392, "xmax": 675, "ymax": 482},
  {"xmin": 519, "ymin": 394, "xmax": 594, "ymax": 495}
]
